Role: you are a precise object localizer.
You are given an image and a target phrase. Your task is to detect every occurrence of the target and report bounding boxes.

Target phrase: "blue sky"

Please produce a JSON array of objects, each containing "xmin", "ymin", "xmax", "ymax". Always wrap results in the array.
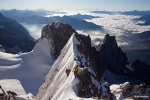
[{"xmin": 0, "ymin": 0, "xmax": 150, "ymax": 11}]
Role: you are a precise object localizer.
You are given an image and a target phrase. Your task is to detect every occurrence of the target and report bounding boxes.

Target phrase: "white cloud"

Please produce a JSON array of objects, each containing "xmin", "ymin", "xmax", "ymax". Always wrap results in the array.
[
  {"xmin": 21, "ymin": 23, "xmax": 44, "ymax": 39},
  {"xmin": 22, "ymin": 10, "xmax": 150, "ymax": 47},
  {"xmin": 77, "ymin": 30, "xmax": 105, "ymax": 46},
  {"xmin": 84, "ymin": 13, "xmax": 150, "ymax": 46},
  {"xmin": 58, "ymin": 10, "xmax": 150, "ymax": 46},
  {"xmin": 117, "ymin": 42, "xmax": 130, "ymax": 46},
  {"xmin": 86, "ymin": 14, "xmax": 150, "ymax": 36}
]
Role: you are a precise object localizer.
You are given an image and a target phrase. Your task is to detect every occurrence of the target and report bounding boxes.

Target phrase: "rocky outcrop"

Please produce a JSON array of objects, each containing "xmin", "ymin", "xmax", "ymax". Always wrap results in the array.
[
  {"xmin": 75, "ymin": 34, "xmax": 105, "ymax": 75},
  {"xmin": 97, "ymin": 34, "xmax": 128, "ymax": 74},
  {"xmin": 35, "ymin": 23, "xmax": 150, "ymax": 99},
  {"xmin": 41, "ymin": 22, "xmax": 150, "ymax": 85},
  {"xmin": 110, "ymin": 82, "xmax": 150, "ymax": 99},
  {"xmin": 76, "ymin": 68, "xmax": 114, "ymax": 99},
  {"xmin": 41, "ymin": 22, "xmax": 76, "ymax": 60},
  {"xmin": 72, "ymin": 33, "xmax": 115, "ymax": 99},
  {"xmin": 35, "ymin": 33, "xmax": 115, "ymax": 100},
  {"xmin": 97, "ymin": 34, "xmax": 150, "ymax": 84},
  {"xmin": 0, "ymin": 85, "xmax": 34, "ymax": 100}
]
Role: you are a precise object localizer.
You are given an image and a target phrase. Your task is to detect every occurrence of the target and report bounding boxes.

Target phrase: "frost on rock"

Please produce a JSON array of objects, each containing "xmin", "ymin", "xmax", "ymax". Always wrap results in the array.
[
  {"xmin": 0, "ymin": 79, "xmax": 26, "ymax": 95},
  {"xmin": 35, "ymin": 33, "xmax": 114, "ymax": 100},
  {"xmin": 110, "ymin": 82, "xmax": 150, "ymax": 99},
  {"xmin": 16, "ymin": 93, "xmax": 35, "ymax": 100},
  {"xmin": 0, "ymin": 79, "xmax": 35, "ymax": 100},
  {"xmin": 41, "ymin": 22, "xmax": 76, "ymax": 60}
]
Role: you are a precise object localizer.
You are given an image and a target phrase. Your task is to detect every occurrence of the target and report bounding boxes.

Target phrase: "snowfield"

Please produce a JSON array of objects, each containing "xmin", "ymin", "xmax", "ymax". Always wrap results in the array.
[{"xmin": 0, "ymin": 37, "xmax": 54, "ymax": 94}]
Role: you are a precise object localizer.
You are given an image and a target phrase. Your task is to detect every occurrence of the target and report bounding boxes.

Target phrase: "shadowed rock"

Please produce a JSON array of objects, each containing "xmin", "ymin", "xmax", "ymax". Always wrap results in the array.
[
  {"xmin": 41, "ymin": 22, "xmax": 77, "ymax": 60},
  {"xmin": 97, "ymin": 34, "xmax": 128, "ymax": 74}
]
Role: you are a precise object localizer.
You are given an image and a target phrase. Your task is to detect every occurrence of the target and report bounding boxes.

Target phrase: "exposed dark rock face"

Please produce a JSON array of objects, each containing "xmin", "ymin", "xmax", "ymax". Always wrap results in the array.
[
  {"xmin": 127, "ymin": 59, "xmax": 150, "ymax": 84},
  {"xmin": 0, "ymin": 85, "xmax": 34, "ymax": 100},
  {"xmin": 0, "ymin": 85, "xmax": 17, "ymax": 100},
  {"xmin": 0, "ymin": 13, "xmax": 35, "ymax": 53},
  {"xmin": 35, "ymin": 23, "xmax": 150, "ymax": 99},
  {"xmin": 75, "ymin": 33, "xmax": 115, "ymax": 99},
  {"xmin": 97, "ymin": 34, "xmax": 128, "ymax": 74},
  {"xmin": 41, "ymin": 22, "xmax": 76, "ymax": 60},
  {"xmin": 75, "ymin": 34, "xmax": 103, "ymax": 72},
  {"xmin": 125, "ymin": 83, "xmax": 150, "ymax": 99},
  {"xmin": 35, "ymin": 33, "xmax": 115, "ymax": 100},
  {"xmin": 76, "ymin": 68, "xmax": 114, "ymax": 99},
  {"xmin": 96, "ymin": 34, "xmax": 150, "ymax": 84}
]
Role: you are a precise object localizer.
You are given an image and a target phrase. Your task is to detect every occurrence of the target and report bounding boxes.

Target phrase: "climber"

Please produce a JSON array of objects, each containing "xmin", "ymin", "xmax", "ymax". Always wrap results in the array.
[{"xmin": 72, "ymin": 65, "xmax": 79, "ymax": 78}]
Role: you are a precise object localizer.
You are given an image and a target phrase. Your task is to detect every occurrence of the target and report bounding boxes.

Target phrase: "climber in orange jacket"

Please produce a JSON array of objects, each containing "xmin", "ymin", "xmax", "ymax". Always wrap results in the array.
[{"xmin": 72, "ymin": 65, "xmax": 79, "ymax": 78}]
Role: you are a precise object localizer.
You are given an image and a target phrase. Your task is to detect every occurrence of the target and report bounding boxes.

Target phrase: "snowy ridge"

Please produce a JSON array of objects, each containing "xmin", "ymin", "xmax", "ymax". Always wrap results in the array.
[
  {"xmin": 35, "ymin": 33, "xmax": 81, "ymax": 100},
  {"xmin": 35, "ymin": 33, "xmax": 113, "ymax": 100}
]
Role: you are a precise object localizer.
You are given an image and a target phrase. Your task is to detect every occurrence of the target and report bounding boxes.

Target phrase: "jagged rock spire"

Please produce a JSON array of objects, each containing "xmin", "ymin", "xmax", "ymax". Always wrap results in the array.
[
  {"xmin": 97, "ymin": 34, "xmax": 128, "ymax": 74},
  {"xmin": 35, "ymin": 23, "xmax": 150, "ymax": 99},
  {"xmin": 35, "ymin": 32, "xmax": 115, "ymax": 100},
  {"xmin": 41, "ymin": 22, "xmax": 77, "ymax": 60}
]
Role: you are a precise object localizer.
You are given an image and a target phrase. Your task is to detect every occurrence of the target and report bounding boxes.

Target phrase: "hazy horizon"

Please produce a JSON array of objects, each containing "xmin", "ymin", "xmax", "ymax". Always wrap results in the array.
[{"xmin": 0, "ymin": 0, "xmax": 150, "ymax": 11}]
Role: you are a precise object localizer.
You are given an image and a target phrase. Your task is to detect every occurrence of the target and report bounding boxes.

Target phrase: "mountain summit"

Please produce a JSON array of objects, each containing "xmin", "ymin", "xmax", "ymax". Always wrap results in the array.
[
  {"xmin": 35, "ymin": 33, "xmax": 114, "ymax": 100},
  {"xmin": 35, "ymin": 22, "xmax": 150, "ymax": 99},
  {"xmin": 41, "ymin": 22, "xmax": 76, "ymax": 60},
  {"xmin": 97, "ymin": 34, "xmax": 150, "ymax": 83},
  {"xmin": 97, "ymin": 34, "xmax": 128, "ymax": 74}
]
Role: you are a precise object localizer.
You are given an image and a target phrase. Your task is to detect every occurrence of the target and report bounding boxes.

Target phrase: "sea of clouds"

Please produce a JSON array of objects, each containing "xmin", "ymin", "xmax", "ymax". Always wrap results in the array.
[{"xmin": 21, "ymin": 10, "xmax": 150, "ymax": 47}]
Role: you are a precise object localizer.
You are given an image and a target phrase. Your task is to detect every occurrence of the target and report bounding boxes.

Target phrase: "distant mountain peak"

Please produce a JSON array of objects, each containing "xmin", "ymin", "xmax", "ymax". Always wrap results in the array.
[{"xmin": 0, "ymin": 13, "xmax": 35, "ymax": 53}]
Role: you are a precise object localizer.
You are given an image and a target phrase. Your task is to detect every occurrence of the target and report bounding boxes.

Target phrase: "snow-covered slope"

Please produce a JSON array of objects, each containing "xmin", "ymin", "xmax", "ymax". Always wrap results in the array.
[
  {"xmin": 103, "ymin": 69, "xmax": 142, "ymax": 85},
  {"xmin": 35, "ymin": 33, "xmax": 114, "ymax": 100},
  {"xmin": 0, "ymin": 82, "xmax": 34, "ymax": 100},
  {"xmin": 0, "ymin": 37, "xmax": 54, "ymax": 94},
  {"xmin": 110, "ymin": 82, "xmax": 150, "ymax": 99},
  {"xmin": 0, "ymin": 22, "xmax": 77, "ymax": 94},
  {"xmin": 35, "ymin": 33, "xmax": 80, "ymax": 100},
  {"xmin": 0, "ymin": 79, "xmax": 26, "ymax": 95}
]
